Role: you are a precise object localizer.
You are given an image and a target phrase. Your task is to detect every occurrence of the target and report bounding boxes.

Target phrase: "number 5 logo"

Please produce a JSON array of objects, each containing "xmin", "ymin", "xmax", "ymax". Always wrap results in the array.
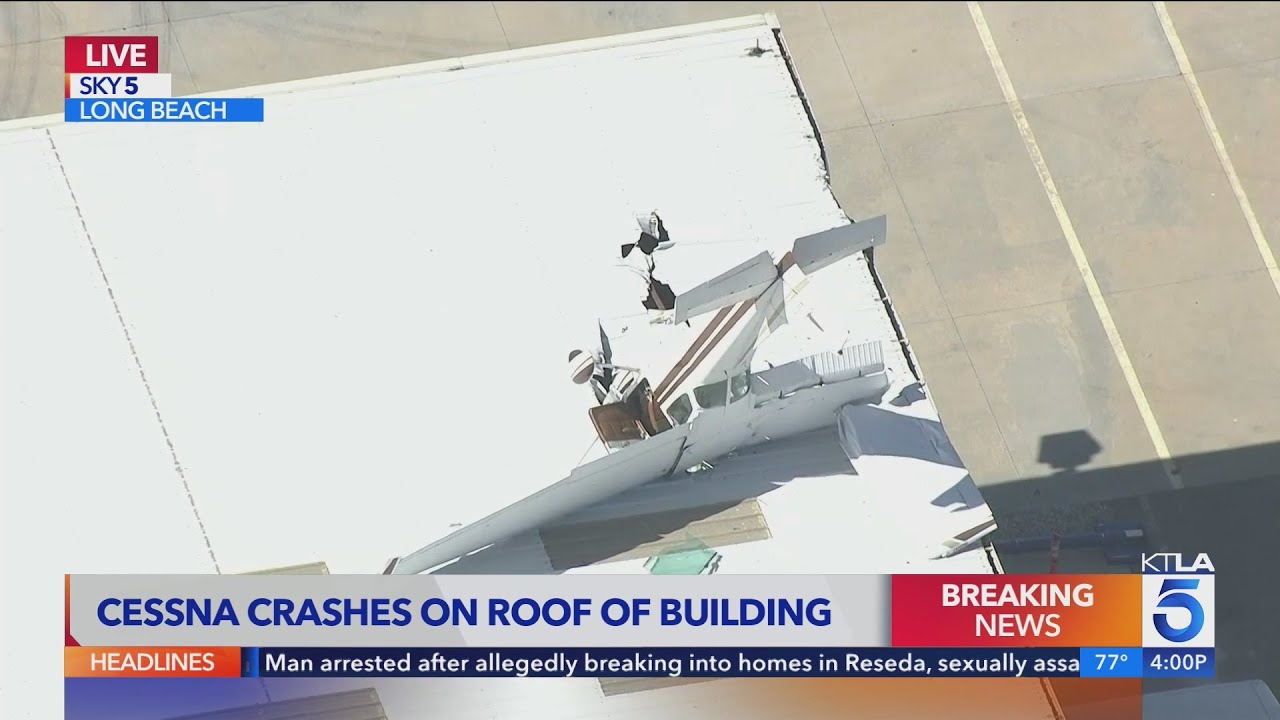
[{"xmin": 1153, "ymin": 578, "xmax": 1204, "ymax": 643}]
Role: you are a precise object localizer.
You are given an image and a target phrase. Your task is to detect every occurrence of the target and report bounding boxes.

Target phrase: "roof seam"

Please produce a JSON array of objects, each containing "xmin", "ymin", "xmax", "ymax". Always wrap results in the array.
[{"xmin": 43, "ymin": 128, "xmax": 222, "ymax": 575}]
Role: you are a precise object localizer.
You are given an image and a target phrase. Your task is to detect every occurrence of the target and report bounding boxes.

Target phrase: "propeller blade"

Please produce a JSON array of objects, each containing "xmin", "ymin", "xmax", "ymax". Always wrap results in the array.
[{"xmin": 598, "ymin": 321, "xmax": 613, "ymax": 365}]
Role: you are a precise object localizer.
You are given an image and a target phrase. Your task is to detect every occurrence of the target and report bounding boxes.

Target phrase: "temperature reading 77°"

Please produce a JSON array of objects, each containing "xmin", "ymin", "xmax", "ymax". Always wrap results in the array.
[{"xmin": 1096, "ymin": 653, "xmax": 1129, "ymax": 671}]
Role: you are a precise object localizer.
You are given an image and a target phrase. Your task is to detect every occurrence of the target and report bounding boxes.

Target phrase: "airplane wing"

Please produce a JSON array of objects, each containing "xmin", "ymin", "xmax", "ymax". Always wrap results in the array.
[
  {"xmin": 387, "ymin": 426, "xmax": 693, "ymax": 574},
  {"xmin": 426, "ymin": 385, "xmax": 998, "ymax": 576},
  {"xmin": 836, "ymin": 397, "xmax": 997, "ymax": 559}
]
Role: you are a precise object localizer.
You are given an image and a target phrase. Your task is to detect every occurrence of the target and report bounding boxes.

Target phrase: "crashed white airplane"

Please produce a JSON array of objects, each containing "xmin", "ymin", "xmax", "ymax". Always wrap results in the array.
[{"xmin": 384, "ymin": 212, "xmax": 948, "ymax": 575}]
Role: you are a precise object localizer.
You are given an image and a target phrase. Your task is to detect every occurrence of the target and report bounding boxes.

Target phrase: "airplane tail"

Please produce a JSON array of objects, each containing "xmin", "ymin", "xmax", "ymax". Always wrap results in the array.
[{"xmin": 670, "ymin": 215, "xmax": 887, "ymax": 325}]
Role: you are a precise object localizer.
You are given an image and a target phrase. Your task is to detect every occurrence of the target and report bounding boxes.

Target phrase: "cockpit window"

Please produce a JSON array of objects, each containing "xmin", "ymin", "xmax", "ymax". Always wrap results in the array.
[
  {"xmin": 667, "ymin": 394, "xmax": 693, "ymax": 425},
  {"xmin": 692, "ymin": 372, "xmax": 751, "ymax": 409},
  {"xmin": 694, "ymin": 380, "xmax": 727, "ymax": 409}
]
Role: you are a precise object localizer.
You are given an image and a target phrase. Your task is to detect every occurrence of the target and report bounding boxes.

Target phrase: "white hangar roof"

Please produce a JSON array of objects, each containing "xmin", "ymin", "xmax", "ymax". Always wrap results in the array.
[{"xmin": 3, "ymin": 14, "xmax": 1026, "ymax": 720}]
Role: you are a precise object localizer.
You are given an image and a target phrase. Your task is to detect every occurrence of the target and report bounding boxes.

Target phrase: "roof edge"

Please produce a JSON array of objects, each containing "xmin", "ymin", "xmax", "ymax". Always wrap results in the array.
[{"xmin": 0, "ymin": 14, "xmax": 779, "ymax": 134}]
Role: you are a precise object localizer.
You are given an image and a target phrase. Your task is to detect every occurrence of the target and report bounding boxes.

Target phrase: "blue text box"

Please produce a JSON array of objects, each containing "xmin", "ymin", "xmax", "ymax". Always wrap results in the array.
[
  {"xmin": 65, "ymin": 98, "xmax": 264, "ymax": 123},
  {"xmin": 1079, "ymin": 648, "xmax": 1143, "ymax": 678},
  {"xmin": 1143, "ymin": 647, "xmax": 1215, "ymax": 679}
]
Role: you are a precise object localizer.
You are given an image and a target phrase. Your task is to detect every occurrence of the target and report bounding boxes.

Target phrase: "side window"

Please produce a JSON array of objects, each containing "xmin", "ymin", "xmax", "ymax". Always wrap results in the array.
[
  {"xmin": 694, "ymin": 380, "xmax": 728, "ymax": 409},
  {"xmin": 667, "ymin": 394, "xmax": 693, "ymax": 425},
  {"xmin": 729, "ymin": 372, "xmax": 750, "ymax": 402}
]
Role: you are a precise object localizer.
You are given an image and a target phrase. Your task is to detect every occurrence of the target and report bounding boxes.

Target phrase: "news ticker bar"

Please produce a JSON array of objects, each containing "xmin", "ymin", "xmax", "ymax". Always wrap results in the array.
[
  {"xmin": 65, "ymin": 647, "xmax": 1215, "ymax": 680},
  {"xmin": 63, "ymin": 98, "xmax": 264, "ymax": 123}
]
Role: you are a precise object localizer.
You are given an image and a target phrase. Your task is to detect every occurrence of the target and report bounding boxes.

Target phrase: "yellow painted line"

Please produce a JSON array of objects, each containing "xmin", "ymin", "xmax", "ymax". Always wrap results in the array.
[
  {"xmin": 967, "ymin": 2, "xmax": 1182, "ymax": 490},
  {"xmin": 1154, "ymin": 1, "xmax": 1280, "ymax": 300}
]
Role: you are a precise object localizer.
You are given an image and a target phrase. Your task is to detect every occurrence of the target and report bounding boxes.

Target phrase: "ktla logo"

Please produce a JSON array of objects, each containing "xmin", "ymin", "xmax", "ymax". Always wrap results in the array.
[{"xmin": 1142, "ymin": 553, "xmax": 1216, "ymax": 648}]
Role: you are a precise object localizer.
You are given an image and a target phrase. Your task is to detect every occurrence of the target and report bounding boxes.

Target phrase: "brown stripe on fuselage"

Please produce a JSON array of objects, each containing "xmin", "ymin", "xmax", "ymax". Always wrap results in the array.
[
  {"xmin": 656, "ymin": 297, "xmax": 756, "ymax": 407},
  {"xmin": 652, "ymin": 254, "xmax": 791, "ymax": 409},
  {"xmin": 776, "ymin": 250, "xmax": 796, "ymax": 275},
  {"xmin": 652, "ymin": 304, "xmax": 734, "ymax": 402}
]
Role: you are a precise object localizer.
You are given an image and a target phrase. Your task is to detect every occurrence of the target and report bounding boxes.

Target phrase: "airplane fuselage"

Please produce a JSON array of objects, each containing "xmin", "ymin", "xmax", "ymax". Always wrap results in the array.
[{"xmin": 676, "ymin": 367, "xmax": 890, "ymax": 472}]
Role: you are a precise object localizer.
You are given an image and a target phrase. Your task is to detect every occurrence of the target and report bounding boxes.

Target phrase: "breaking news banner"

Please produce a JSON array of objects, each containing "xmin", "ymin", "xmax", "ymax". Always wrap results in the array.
[
  {"xmin": 63, "ymin": 36, "xmax": 263, "ymax": 123},
  {"xmin": 63, "ymin": 558, "xmax": 1215, "ymax": 683}
]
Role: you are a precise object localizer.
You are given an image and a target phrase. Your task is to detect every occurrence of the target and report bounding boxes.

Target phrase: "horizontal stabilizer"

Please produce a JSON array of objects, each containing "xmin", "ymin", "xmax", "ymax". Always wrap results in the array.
[
  {"xmin": 792, "ymin": 214, "xmax": 887, "ymax": 275},
  {"xmin": 673, "ymin": 251, "xmax": 778, "ymax": 324}
]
